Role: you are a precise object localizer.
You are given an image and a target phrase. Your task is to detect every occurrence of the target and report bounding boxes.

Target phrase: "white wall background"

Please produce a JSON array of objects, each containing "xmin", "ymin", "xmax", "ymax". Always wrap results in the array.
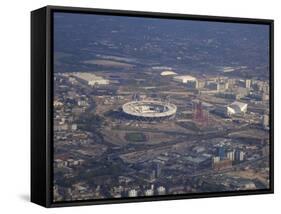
[{"xmin": 0, "ymin": 0, "xmax": 279, "ymax": 213}]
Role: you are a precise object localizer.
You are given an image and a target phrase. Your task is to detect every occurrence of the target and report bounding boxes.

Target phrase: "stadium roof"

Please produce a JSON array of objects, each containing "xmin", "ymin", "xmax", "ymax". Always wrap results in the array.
[{"xmin": 122, "ymin": 100, "xmax": 177, "ymax": 118}]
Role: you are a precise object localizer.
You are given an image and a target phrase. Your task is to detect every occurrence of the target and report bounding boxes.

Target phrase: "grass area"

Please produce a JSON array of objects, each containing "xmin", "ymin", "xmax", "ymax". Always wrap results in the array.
[
  {"xmin": 83, "ymin": 59, "xmax": 134, "ymax": 68},
  {"xmin": 125, "ymin": 132, "xmax": 147, "ymax": 142}
]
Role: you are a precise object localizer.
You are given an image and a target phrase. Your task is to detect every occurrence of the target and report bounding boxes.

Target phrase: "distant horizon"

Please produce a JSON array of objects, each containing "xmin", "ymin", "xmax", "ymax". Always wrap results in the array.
[{"xmin": 54, "ymin": 12, "xmax": 269, "ymax": 79}]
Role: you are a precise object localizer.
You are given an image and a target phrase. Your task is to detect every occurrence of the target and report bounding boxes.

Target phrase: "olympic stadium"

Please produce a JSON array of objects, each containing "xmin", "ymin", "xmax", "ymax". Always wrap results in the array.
[{"xmin": 122, "ymin": 100, "xmax": 177, "ymax": 121}]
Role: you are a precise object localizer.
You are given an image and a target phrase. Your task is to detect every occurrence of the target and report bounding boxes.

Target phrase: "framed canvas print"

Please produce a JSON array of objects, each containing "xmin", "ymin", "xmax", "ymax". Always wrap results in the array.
[{"xmin": 31, "ymin": 5, "xmax": 274, "ymax": 207}]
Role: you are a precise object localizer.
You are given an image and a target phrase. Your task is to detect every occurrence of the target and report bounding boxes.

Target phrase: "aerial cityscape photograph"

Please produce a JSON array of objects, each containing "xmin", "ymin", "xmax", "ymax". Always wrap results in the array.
[{"xmin": 52, "ymin": 12, "xmax": 271, "ymax": 202}]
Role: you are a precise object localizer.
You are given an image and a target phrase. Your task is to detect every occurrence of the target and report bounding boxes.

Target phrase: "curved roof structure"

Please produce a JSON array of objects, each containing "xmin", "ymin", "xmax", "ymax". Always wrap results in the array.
[
  {"xmin": 173, "ymin": 75, "xmax": 197, "ymax": 82},
  {"xmin": 161, "ymin": 71, "xmax": 177, "ymax": 76},
  {"xmin": 228, "ymin": 101, "xmax": 247, "ymax": 114},
  {"xmin": 122, "ymin": 100, "xmax": 177, "ymax": 119}
]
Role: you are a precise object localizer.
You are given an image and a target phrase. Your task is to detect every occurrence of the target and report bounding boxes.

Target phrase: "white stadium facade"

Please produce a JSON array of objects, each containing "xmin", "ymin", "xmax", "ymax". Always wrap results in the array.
[{"xmin": 122, "ymin": 100, "xmax": 177, "ymax": 121}]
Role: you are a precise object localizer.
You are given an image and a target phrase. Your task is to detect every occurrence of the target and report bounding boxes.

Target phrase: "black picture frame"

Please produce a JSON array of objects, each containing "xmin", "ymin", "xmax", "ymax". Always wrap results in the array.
[{"xmin": 31, "ymin": 5, "xmax": 274, "ymax": 208}]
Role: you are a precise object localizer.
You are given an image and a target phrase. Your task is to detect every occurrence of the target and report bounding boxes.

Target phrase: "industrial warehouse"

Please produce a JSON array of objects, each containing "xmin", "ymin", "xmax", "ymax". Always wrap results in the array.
[{"xmin": 70, "ymin": 72, "xmax": 110, "ymax": 86}]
